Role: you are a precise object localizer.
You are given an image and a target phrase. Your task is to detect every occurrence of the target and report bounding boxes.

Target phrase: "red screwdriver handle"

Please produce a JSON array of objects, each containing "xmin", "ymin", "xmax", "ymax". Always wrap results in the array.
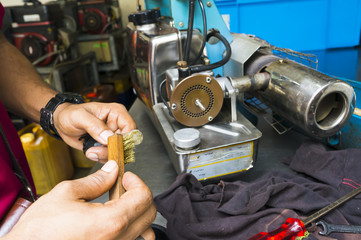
[{"xmin": 248, "ymin": 218, "xmax": 306, "ymax": 240}]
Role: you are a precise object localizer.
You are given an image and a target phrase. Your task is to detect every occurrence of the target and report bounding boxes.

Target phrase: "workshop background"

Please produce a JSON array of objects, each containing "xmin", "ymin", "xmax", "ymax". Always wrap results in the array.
[
  {"xmin": 2, "ymin": 0, "xmax": 136, "ymax": 29},
  {"xmin": 1, "ymin": 0, "xmax": 147, "ymax": 195},
  {"xmin": 1, "ymin": 0, "xmax": 361, "ymax": 239}
]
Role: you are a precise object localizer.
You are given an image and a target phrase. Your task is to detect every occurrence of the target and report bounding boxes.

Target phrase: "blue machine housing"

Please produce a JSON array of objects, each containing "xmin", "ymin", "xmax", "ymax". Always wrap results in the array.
[{"xmin": 145, "ymin": 0, "xmax": 233, "ymax": 75}]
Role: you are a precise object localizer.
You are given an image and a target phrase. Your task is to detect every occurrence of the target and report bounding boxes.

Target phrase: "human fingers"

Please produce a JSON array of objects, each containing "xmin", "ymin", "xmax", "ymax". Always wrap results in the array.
[
  {"xmin": 140, "ymin": 227, "xmax": 156, "ymax": 240},
  {"xmin": 54, "ymin": 160, "xmax": 119, "ymax": 201},
  {"xmin": 117, "ymin": 172, "xmax": 157, "ymax": 237},
  {"xmin": 113, "ymin": 204, "xmax": 156, "ymax": 240},
  {"xmin": 88, "ymin": 172, "xmax": 156, "ymax": 239},
  {"xmin": 105, "ymin": 172, "xmax": 154, "ymax": 216},
  {"xmin": 82, "ymin": 102, "xmax": 136, "ymax": 136},
  {"xmin": 68, "ymin": 105, "xmax": 116, "ymax": 145},
  {"xmin": 52, "ymin": 103, "xmax": 115, "ymax": 150},
  {"xmin": 85, "ymin": 145, "xmax": 108, "ymax": 163},
  {"xmin": 5, "ymin": 161, "xmax": 120, "ymax": 240},
  {"xmin": 53, "ymin": 102, "xmax": 136, "ymax": 161},
  {"xmin": 124, "ymin": 215, "xmax": 156, "ymax": 240},
  {"xmin": 83, "ymin": 103, "xmax": 136, "ymax": 161}
]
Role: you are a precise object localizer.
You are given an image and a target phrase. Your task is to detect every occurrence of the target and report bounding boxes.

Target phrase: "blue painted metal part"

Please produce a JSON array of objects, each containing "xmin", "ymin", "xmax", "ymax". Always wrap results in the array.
[
  {"xmin": 144, "ymin": 0, "xmax": 170, "ymax": 17},
  {"xmin": 339, "ymin": 115, "xmax": 361, "ymax": 149},
  {"xmin": 333, "ymin": 78, "xmax": 361, "ymax": 149},
  {"xmin": 144, "ymin": 0, "xmax": 233, "ymax": 76}
]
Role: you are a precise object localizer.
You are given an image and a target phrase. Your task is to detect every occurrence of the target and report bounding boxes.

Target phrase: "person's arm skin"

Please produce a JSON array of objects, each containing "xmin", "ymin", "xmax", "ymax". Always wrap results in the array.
[
  {"xmin": 0, "ymin": 32, "xmax": 136, "ymax": 162},
  {"xmin": 0, "ymin": 33, "xmax": 156, "ymax": 238},
  {"xmin": 1, "ymin": 160, "xmax": 157, "ymax": 240},
  {"xmin": 0, "ymin": 33, "xmax": 57, "ymax": 121}
]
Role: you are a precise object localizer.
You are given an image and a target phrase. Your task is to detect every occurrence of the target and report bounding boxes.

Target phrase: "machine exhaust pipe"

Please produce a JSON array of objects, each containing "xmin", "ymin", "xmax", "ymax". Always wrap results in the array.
[{"xmin": 249, "ymin": 59, "xmax": 355, "ymax": 138}]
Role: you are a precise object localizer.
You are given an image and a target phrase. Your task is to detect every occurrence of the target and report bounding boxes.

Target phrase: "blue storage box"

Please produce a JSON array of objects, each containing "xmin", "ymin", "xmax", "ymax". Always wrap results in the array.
[
  {"xmin": 308, "ymin": 48, "xmax": 360, "ymax": 81},
  {"xmin": 215, "ymin": 0, "xmax": 361, "ymax": 51},
  {"xmin": 337, "ymin": 79, "xmax": 361, "ymax": 149}
]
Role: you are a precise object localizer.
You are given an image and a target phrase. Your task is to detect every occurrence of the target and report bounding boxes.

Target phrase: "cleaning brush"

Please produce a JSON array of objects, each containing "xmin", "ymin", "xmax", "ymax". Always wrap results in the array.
[{"xmin": 107, "ymin": 129, "xmax": 143, "ymax": 200}]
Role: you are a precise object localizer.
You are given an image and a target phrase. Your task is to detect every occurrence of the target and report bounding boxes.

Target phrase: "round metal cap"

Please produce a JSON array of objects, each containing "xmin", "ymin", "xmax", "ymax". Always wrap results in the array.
[{"xmin": 173, "ymin": 128, "xmax": 200, "ymax": 149}]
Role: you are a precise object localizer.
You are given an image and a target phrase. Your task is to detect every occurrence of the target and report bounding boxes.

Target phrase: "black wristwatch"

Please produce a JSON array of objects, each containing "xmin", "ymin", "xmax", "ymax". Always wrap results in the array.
[{"xmin": 40, "ymin": 93, "xmax": 85, "ymax": 140}]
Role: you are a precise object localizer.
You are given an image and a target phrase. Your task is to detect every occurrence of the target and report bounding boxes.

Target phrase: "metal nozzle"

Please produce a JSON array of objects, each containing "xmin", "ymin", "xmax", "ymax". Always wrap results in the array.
[{"xmin": 231, "ymin": 72, "xmax": 271, "ymax": 92}]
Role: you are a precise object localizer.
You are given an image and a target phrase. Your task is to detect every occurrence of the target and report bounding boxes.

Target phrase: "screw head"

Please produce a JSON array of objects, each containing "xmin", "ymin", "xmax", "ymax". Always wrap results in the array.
[
  {"xmin": 171, "ymin": 103, "xmax": 177, "ymax": 110},
  {"xmin": 207, "ymin": 1, "xmax": 212, "ymax": 7},
  {"xmin": 206, "ymin": 77, "xmax": 212, "ymax": 83},
  {"xmin": 208, "ymin": 116, "xmax": 213, "ymax": 121},
  {"xmin": 179, "ymin": 22, "xmax": 184, "ymax": 27},
  {"xmin": 177, "ymin": 61, "xmax": 188, "ymax": 68}
]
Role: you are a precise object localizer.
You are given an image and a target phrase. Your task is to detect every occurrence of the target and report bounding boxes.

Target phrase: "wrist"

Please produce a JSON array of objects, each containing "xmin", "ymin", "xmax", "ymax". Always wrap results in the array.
[
  {"xmin": 52, "ymin": 102, "xmax": 72, "ymax": 136},
  {"xmin": 40, "ymin": 93, "xmax": 85, "ymax": 140}
]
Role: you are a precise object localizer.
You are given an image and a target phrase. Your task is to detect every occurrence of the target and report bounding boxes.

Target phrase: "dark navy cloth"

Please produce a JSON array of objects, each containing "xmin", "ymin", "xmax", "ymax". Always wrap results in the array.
[{"xmin": 154, "ymin": 141, "xmax": 361, "ymax": 240}]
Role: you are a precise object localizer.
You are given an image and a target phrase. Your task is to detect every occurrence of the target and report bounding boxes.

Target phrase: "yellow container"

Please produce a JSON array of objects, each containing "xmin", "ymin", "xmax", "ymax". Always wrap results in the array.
[
  {"xmin": 70, "ymin": 147, "xmax": 96, "ymax": 168},
  {"xmin": 19, "ymin": 124, "xmax": 74, "ymax": 195}
]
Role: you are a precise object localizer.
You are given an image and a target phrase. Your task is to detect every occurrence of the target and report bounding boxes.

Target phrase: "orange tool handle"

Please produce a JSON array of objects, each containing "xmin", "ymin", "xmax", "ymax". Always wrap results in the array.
[
  {"xmin": 248, "ymin": 218, "xmax": 306, "ymax": 240},
  {"xmin": 108, "ymin": 134, "xmax": 125, "ymax": 200}
]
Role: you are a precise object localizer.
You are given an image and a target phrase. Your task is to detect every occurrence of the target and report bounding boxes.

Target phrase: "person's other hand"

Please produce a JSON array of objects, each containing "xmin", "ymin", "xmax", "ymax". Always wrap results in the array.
[
  {"xmin": 52, "ymin": 102, "xmax": 136, "ymax": 163},
  {"xmin": 4, "ymin": 160, "xmax": 156, "ymax": 240}
]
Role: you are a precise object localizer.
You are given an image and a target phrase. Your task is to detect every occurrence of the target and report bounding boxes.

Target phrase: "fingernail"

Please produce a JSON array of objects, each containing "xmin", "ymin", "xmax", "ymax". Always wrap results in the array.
[
  {"xmin": 100, "ymin": 130, "xmax": 114, "ymax": 144},
  {"xmin": 87, "ymin": 153, "xmax": 99, "ymax": 161},
  {"xmin": 101, "ymin": 160, "xmax": 117, "ymax": 173}
]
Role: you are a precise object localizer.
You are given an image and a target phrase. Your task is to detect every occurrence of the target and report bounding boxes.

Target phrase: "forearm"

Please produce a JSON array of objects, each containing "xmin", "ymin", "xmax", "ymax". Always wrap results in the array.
[{"xmin": 0, "ymin": 33, "xmax": 57, "ymax": 122}]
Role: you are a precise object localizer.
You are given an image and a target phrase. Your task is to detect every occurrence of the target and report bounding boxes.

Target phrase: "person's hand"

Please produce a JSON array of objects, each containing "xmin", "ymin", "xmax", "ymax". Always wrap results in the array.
[
  {"xmin": 3, "ymin": 160, "xmax": 156, "ymax": 240},
  {"xmin": 52, "ymin": 102, "xmax": 136, "ymax": 162}
]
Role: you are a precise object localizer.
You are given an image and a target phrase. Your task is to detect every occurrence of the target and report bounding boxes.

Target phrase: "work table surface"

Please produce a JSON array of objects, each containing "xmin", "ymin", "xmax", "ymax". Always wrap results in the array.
[
  {"xmin": 90, "ymin": 46, "xmax": 361, "ymax": 227},
  {"xmin": 91, "ymin": 98, "xmax": 307, "ymax": 226}
]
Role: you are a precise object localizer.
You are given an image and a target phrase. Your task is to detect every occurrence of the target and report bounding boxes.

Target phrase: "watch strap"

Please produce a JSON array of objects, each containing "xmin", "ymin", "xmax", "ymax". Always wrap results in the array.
[{"xmin": 40, "ymin": 93, "xmax": 85, "ymax": 140}]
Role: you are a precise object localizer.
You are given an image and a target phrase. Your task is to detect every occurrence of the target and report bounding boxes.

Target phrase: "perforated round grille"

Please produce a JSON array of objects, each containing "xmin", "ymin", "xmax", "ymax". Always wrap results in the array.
[
  {"xmin": 170, "ymin": 74, "xmax": 224, "ymax": 127},
  {"xmin": 180, "ymin": 85, "xmax": 214, "ymax": 118}
]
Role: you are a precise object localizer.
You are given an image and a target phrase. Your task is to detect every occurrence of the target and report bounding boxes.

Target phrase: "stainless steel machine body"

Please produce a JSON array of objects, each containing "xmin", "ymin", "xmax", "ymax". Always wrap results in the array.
[
  {"xmin": 127, "ymin": 18, "xmax": 262, "ymax": 182},
  {"xmin": 127, "ymin": 8, "xmax": 355, "ymax": 182},
  {"xmin": 127, "ymin": 18, "xmax": 203, "ymax": 108},
  {"xmin": 153, "ymin": 101, "xmax": 261, "ymax": 181},
  {"xmin": 127, "ymin": 21, "xmax": 181, "ymax": 108}
]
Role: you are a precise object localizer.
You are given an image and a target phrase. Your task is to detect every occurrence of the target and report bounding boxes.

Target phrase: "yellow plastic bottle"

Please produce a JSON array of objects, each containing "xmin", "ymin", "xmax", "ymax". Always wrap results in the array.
[
  {"xmin": 70, "ymin": 147, "xmax": 96, "ymax": 168},
  {"xmin": 19, "ymin": 123, "xmax": 74, "ymax": 195}
]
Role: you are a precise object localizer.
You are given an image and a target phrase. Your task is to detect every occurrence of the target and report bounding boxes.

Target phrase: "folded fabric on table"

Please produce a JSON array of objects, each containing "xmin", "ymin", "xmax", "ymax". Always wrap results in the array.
[{"xmin": 154, "ymin": 141, "xmax": 361, "ymax": 240}]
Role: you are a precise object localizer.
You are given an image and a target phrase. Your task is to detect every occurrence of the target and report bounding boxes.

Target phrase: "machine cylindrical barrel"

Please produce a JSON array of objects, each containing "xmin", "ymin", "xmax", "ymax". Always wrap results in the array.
[{"xmin": 256, "ymin": 59, "xmax": 355, "ymax": 138}]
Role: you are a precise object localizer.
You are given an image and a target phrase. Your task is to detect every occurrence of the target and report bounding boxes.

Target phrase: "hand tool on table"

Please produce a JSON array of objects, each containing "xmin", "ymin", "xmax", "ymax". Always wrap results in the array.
[
  {"xmin": 316, "ymin": 220, "xmax": 361, "ymax": 236},
  {"xmin": 107, "ymin": 130, "xmax": 143, "ymax": 200},
  {"xmin": 248, "ymin": 186, "xmax": 361, "ymax": 240}
]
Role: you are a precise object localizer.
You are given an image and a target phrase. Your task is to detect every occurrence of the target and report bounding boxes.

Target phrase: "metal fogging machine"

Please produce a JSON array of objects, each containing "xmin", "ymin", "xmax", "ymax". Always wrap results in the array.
[{"xmin": 126, "ymin": 0, "xmax": 355, "ymax": 183}]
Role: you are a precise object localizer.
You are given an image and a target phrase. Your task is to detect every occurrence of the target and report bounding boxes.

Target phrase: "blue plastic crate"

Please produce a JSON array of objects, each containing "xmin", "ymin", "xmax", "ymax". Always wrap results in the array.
[
  {"xmin": 215, "ymin": 0, "xmax": 361, "ymax": 51},
  {"xmin": 337, "ymin": 79, "xmax": 361, "ymax": 149},
  {"xmin": 306, "ymin": 48, "xmax": 360, "ymax": 81}
]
